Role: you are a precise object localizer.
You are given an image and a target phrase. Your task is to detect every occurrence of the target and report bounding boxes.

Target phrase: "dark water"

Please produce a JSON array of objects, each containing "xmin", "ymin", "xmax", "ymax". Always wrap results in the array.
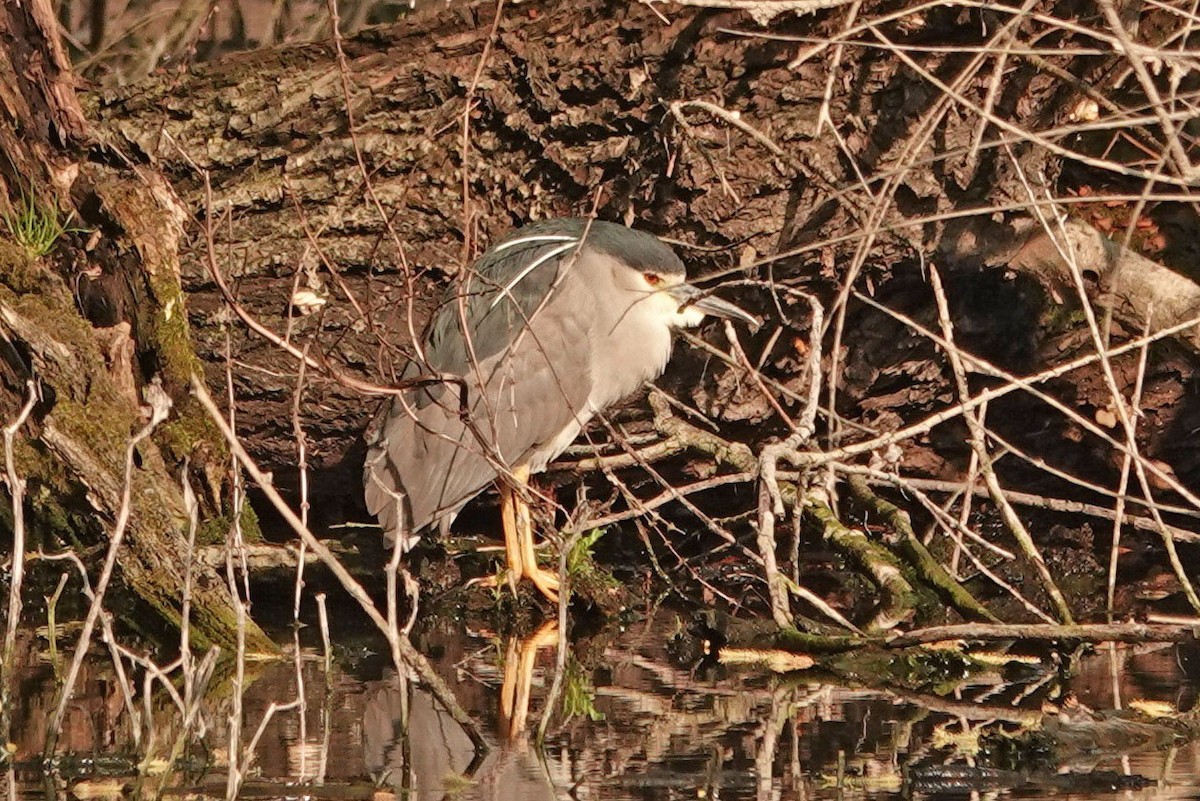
[{"xmin": 5, "ymin": 609, "xmax": 1200, "ymax": 800}]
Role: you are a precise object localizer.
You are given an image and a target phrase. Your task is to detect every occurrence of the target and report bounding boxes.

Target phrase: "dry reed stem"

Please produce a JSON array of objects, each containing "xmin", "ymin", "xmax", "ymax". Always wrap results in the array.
[
  {"xmin": 315, "ymin": 593, "xmax": 332, "ymax": 676},
  {"xmin": 1, "ymin": 380, "xmax": 37, "ymax": 738},
  {"xmin": 222, "ymin": 321, "xmax": 251, "ymax": 801},
  {"xmin": 179, "ymin": 462, "xmax": 199, "ymax": 718},
  {"xmin": 979, "ymin": 429, "xmax": 1200, "ymax": 526},
  {"xmin": 950, "ymin": 400, "xmax": 984, "ymax": 578},
  {"xmin": 289, "ymin": 355, "xmax": 311, "ymax": 779},
  {"xmin": 535, "ymin": 527, "xmax": 578, "ymax": 747},
  {"xmin": 1107, "ymin": 316, "xmax": 1152, "ymax": 620}
]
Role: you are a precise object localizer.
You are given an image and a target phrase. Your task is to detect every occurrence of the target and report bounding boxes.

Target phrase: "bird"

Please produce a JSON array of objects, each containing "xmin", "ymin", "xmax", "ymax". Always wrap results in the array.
[{"xmin": 363, "ymin": 218, "xmax": 757, "ymax": 602}]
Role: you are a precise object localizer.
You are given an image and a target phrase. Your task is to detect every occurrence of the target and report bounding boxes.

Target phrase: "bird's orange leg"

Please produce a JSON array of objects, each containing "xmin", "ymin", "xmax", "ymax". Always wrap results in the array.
[
  {"xmin": 510, "ymin": 464, "xmax": 560, "ymax": 603},
  {"xmin": 498, "ymin": 478, "xmax": 525, "ymax": 596},
  {"xmin": 475, "ymin": 465, "xmax": 559, "ymax": 602}
]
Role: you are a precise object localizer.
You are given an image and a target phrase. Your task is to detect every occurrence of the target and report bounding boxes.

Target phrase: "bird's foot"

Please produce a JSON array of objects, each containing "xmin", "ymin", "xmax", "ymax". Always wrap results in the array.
[
  {"xmin": 524, "ymin": 564, "xmax": 560, "ymax": 604},
  {"xmin": 468, "ymin": 565, "xmax": 559, "ymax": 604},
  {"xmin": 468, "ymin": 571, "xmax": 514, "ymax": 592}
]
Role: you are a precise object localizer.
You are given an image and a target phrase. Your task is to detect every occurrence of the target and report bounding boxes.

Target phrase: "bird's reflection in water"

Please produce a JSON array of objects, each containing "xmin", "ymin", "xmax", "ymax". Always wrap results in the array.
[
  {"xmin": 362, "ymin": 620, "xmax": 561, "ymax": 800},
  {"xmin": 499, "ymin": 621, "xmax": 559, "ymax": 743}
]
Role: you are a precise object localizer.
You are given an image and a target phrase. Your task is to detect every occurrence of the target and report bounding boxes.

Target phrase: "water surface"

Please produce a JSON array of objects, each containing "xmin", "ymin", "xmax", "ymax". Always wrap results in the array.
[{"xmin": 6, "ymin": 607, "xmax": 1199, "ymax": 800}]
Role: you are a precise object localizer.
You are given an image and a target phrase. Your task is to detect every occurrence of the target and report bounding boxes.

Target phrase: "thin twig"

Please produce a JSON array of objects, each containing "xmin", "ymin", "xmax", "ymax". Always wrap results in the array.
[{"xmin": 1, "ymin": 380, "xmax": 37, "ymax": 738}]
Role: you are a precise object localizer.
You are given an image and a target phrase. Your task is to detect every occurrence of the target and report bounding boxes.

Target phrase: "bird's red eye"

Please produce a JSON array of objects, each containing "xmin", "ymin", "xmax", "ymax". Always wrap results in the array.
[{"xmin": 643, "ymin": 272, "xmax": 661, "ymax": 287}]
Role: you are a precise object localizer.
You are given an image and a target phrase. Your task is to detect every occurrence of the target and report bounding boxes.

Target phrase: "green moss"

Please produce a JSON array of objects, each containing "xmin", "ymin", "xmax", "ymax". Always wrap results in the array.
[
  {"xmin": 51, "ymin": 397, "xmax": 137, "ymax": 459},
  {"xmin": 898, "ymin": 647, "xmax": 976, "ymax": 692},
  {"xmin": 27, "ymin": 486, "xmax": 74, "ymax": 542},
  {"xmin": 155, "ymin": 397, "xmax": 224, "ymax": 465},
  {"xmin": 143, "ymin": 272, "xmax": 203, "ymax": 391},
  {"xmin": 1037, "ymin": 294, "xmax": 1090, "ymax": 338},
  {"xmin": 0, "ymin": 239, "xmax": 52, "ymax": 293},
  {"xmin": 814, "ymin": 645, "xmax": 974, "ymax": 694},
  {"xmin": 26, "ymin": 174, "xmax": 260, "ymax": 543},
  {"xmin": 196, "ymin": 498, "xmax": 263, "ymax": 546},
  {"xmin": 14, "ymin": 440, "xmax": 71, "ymax": 497},
  {"xmin": 772, "ymin": 626, "xmax": 864, "ymax": 654},
  {"xmin": 239, "ymin": 500, "xmax": 263, "ymax": 543},
  {"xmin": 440, "ymin": 773, "xmax": 477, "ymax": 797}
]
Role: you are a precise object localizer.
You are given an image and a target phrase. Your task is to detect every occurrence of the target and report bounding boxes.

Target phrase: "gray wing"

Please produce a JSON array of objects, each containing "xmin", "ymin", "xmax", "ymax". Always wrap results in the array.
[
  {"xmin": 422, "ymin": 219, "xmax": 590, "ymax": 379},
  {"xmin": 365, "ymin": 225, "xmax": 595, "ymax": 541}
]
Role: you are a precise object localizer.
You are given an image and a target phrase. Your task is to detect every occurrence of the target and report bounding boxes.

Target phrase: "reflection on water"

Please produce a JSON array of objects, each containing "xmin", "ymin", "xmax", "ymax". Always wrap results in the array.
[{"xmin": 4, "ymin": 609, "xmax": 1200, "ymax": 800}]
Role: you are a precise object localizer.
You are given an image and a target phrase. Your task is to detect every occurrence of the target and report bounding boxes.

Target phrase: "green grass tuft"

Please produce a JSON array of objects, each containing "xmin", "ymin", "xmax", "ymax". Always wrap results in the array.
[{"xmin": 2, "ymin": 190, "xmax": 80, "ymax": 258}]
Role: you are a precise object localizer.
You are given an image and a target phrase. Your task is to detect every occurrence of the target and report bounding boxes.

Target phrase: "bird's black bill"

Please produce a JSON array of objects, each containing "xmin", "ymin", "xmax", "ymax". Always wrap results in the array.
[{"xmin": 671, "ymin": 284, "xmax": 761, "ymax": 330}]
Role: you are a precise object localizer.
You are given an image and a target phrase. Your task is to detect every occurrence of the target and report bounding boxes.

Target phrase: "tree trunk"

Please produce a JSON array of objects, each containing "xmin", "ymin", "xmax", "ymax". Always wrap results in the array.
[
  {"xmin": 0, "ymin": 0, "xmax": 272, "ymax": 652},
  {"xmin": 84, "ymin": 0, "xmax": 1200, "ymax": 514}
]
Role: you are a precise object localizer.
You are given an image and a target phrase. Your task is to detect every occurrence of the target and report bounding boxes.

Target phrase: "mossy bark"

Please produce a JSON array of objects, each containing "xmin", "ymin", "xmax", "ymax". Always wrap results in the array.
[
  {"xmin": 0, "ymin": 0, "xmax": 270, "ymax": 652},
  {"xmin": 0, "ymin": 240, "xmax": 271, "ymax": 652},
  {"xmin": 845, "ymin": 475, "xmax": 999, "ymax": 623}
]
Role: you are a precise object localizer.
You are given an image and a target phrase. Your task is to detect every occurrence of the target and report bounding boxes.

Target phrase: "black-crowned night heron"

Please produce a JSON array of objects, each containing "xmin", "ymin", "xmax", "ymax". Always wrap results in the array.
[{"xmin": 364, "ymin": 218, "xmax": 756, "ymax": 602}]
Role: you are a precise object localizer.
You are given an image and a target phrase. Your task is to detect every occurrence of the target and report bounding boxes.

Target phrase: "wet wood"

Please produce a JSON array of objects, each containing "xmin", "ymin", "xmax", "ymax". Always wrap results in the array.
[
  {"xmin": 885, "ymin": 621, "xmax": 1200, "ymax": 648},
  {"xmin": 846, "ymin": 474, "xmax": 999, "ymax": 623}
]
